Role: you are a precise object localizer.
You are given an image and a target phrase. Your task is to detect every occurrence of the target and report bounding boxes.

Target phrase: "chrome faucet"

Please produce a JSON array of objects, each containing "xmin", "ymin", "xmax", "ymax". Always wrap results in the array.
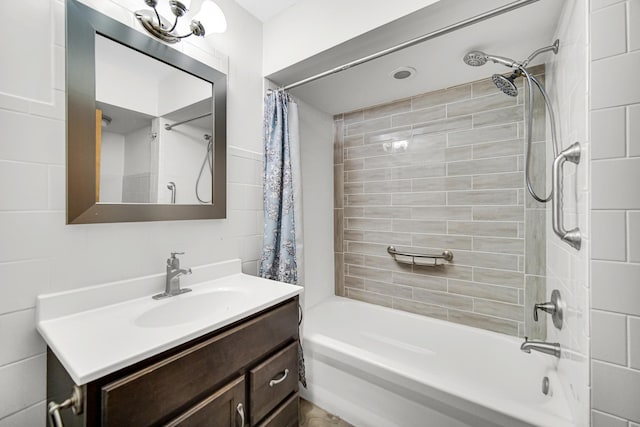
[
  {"xmin": 153, "ymin": 252, "xmax": 192, "ymax": 299},
  {"xmin": 520, "ymin": 337, "xmax": 561, "ymax": 358}
]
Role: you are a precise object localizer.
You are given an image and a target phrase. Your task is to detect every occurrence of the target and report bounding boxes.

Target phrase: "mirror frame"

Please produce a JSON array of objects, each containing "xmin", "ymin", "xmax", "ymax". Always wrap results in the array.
[{"xmin": 66, "ymin": 0, "xmax": 227, "ymax": 224}]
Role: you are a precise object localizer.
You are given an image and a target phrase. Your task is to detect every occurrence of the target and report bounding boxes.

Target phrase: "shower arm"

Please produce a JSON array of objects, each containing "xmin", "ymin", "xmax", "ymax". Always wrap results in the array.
[{"xmin": 522, "ymin": 39, "xmax": 559, "ymax": 67}]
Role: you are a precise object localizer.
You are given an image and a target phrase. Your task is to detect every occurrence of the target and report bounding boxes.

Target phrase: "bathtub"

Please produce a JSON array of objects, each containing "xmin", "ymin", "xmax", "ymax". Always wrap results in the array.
[{"xmin": 300, "ymin": 297, "xmax": 574, "ymax": 427}]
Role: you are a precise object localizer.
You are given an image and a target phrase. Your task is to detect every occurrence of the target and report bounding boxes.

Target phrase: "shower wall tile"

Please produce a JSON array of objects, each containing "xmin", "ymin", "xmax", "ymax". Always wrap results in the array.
[
  {"xmin": 591, "ymin": 2, "xmax": 627, "ymax": 60},
  {"xmin": 334, "ymin": 71, "xmax": 546, "ymax": 337}
]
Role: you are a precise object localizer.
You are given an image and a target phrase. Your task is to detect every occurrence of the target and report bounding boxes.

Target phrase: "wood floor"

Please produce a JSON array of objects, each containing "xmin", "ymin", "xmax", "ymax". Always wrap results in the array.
[{"xmin": 299, "ymin": 398, "xmax": 354, "ymax": 427}]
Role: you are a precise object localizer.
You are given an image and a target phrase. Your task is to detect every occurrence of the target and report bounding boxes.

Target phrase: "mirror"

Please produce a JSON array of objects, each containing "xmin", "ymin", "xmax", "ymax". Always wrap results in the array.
[{"xmin": 67, "ymin": 0, "xmax": 226, "ymax": 223}]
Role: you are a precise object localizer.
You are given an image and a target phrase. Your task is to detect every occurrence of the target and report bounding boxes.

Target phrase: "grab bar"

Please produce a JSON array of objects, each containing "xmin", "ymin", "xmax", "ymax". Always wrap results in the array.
[
  {"xmin": 387, "ymin": 246, "xmax": 453, "ymax": 266},
  {"xmin": 552, "ymin": 142, "xmax": 581, "ymax": 250}
]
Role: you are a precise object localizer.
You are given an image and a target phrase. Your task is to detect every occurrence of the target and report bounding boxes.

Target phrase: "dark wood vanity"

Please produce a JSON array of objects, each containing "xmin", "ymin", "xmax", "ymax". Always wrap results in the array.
[{"xmin": 47, "ymin": 297, "xmax": 300, "ymax": 426}]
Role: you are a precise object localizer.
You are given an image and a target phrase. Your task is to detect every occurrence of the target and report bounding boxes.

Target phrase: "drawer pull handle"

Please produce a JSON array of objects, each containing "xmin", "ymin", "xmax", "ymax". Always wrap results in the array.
[
  {"xmin": 269, "ymin": 368, "xmax": 289, "ymax": 387},
  {"xmin": 48, "ymin": 386, "xmax": 83, "ymax": 427},
  {"xmin": 236, "ymin": 403, "xmax": 245, "ymax": 427}
]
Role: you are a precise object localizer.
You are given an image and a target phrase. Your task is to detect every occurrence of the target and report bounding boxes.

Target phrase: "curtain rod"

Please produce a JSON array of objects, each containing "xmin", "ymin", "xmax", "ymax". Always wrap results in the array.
[
  {"xmin": 272, "ymin": 0, "xmax": 539, "ymax": 92},
  {"xmin": 164, "ymin": 112, "xmax": 212, "ymax": 131}
]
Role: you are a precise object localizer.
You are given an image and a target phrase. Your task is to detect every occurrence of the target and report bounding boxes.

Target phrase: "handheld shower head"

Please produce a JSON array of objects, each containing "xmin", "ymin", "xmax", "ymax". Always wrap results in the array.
[{"xmin": 463, "ymin": 51, "xmax": 518, "ymax": 68}]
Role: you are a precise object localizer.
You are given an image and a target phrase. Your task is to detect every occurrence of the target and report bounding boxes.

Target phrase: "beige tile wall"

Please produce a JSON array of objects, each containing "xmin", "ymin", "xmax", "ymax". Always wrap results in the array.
[{"xmin": 333, "ymin": 66, "xmax": 547, "ymax": 338}]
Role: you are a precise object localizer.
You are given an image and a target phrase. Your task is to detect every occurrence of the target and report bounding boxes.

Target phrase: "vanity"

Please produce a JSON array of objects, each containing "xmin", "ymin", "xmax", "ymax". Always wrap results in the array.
[{"xmin": 37, "ymin": 259, "xmax": 303, "ymax": 426}]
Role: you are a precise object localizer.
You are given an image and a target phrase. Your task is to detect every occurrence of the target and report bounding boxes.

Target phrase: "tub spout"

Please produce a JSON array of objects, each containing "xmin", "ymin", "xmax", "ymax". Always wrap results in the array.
[{"xmin": 520, "ymin": 337, "xmax": 561, "ymax": 358}]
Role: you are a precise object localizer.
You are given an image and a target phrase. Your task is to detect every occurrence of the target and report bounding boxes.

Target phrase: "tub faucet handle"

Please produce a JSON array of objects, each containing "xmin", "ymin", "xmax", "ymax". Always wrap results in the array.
[{"xmin": 533, "ymin": 289, "xmax": 563, "ymax": 330}]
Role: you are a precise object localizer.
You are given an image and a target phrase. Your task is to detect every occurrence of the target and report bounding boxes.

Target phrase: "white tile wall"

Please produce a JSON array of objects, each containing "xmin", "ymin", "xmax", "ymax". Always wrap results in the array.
[
  {"xmin": 546, "ymin": 0, "xmax": 591, "ymax": 424},
  {"xmin": 0, "ymin": 0, "xmax": 265, "ymax": 425},
  {"xmin": 590, "ymin": 0, "xmax": 640, "ymax": 424}
]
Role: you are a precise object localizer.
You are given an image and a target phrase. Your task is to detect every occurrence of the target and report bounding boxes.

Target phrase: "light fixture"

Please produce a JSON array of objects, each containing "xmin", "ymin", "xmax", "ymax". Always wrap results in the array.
[{"xmin": 135, "ymin": 0, "xmax": 227, "ymax": 44}]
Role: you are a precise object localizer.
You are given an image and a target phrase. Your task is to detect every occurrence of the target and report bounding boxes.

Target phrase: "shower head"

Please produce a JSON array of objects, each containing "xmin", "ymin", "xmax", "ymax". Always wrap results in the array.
[
  {"xmin": 492, "ymin": 72, "xmax": 519, "ymax": 97},
  {"xmin": 463, "ymin": 51, "xmax": 518, "ymax": 68}
]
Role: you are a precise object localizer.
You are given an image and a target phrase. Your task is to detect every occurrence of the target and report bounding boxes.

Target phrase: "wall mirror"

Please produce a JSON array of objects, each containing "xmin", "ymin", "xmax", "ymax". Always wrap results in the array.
[{"xmin": 67, "ymin": 0, "xmax": 226, "ymax": 224}]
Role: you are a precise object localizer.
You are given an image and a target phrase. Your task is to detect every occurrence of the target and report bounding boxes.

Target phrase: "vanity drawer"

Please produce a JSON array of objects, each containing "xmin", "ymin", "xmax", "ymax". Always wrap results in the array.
[
  {"xmin": 250, "ymin": 341, "xmax": 298, "ymax": 424},
  {"xmin": 101, "ymin": 299, "xmax": 298, "ymax": 427},
  {"xmin": 165, "ymin": 376, "xmax": 245, "ymax": 427},
  {"xmin": 256, "ymin": 393, "xmax": 299, "ymax": 427}
]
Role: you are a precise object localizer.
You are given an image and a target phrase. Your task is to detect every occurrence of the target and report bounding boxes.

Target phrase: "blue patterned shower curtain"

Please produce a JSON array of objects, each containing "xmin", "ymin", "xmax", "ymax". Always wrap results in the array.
[{"xmin": 259, "ymin": 91, "xmax": 304, "ymax": 286}]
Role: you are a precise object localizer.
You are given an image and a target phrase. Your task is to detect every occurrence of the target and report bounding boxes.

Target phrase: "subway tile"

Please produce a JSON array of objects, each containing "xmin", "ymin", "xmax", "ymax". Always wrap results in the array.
[
  {"xmin": 347, "ymin": 117, "xmax": 391, "ymax": 135},
  {"xmin": 474, "ymin": 299, "xmax": 523, "ymax": 321},
  {"xmin": 631, "ymin": 317, "xmax": 640, "ymax": 369},
  {"xmin": 0, "ymin": 260, "xmax": 49, "ymax": 315},
  {"xmin": 448, "ymin": 93, "xmax": 517, "ymax": 118},
  {"xmin": 392, "ymin": 192, "xmax": 446, "ymax": 206},
  {"xmin": 392, "ymin": 271, "xmax": 447, "ymax": 291},
  {"xmin": 448, "ymin": 221, "xmax": 518, "ymax": 238},
  {"xmin": 344, "ymin": 275, "xmax": 364, "ymax": 289},
  {"xmin": 411, "ymin": 206, "xmax": 472, "ymax": 220},
  {"xmin": 334, "ymin": 164, "xmax": 343, "ymax": 208},
  {"xmin": 451, "ymin": 250, "xmax": 519, "ymax": 271},
  {"xmin": 392, "ymin": 298, "xmax": 448, "ymax": 320},
  {"xmin": 473, "ymin": 267, "xmax": 524, "ymax": 288},
  {"xmin": 0, "ymin": 355, "xmax": 45, "ymax": 419},
  {"xmin": 392, "ymin": 163, "xmax": 446, "ymax": 180},
  {"xmin": 525, "ymin": 209, "xmax": 546, "ymax": 275},
  {"xmin": 344, "ymin": 252, "xmax": 364, "ymax": 265},
  {"xmin": 592, "ymin": 361, "xmax": 640, "ymax": 421},
  {"xmin": 591, "ymin": 0, "xmax": 626, "ymax": 10},
  {"xmin": 591, "ymin": 410, "xmax": 629, "ymax": 427},
  {"xmin": 0, "ymin": 310, "xmax": 45, "ymax": 367},
  {"xmin": 346, "ymin": 288, "xmax": 392, "ymax": 308},
  {"xmin": 364, "ymin": 279, "xmax": 412, "ymax": 299},
  {"xmin": 335, "ymin": 254, "xmax": 344, "ymax": 296},
  {"xmin": 347, "ymin": 265, "xmax": 393, "ymax": 283},
  {"xmin": 347, "ymin": 194, "xmax": 390, "ymax": 206},
  {"xmin": 524, "ymin": 142, "xmax": 546, "ymax": 209},
  {"xmin": 412, "ymin": 176, "xmax": 472, "ymax": 191},
  {"xmin": 364, "ymin": 207, "xmax": 412, "ymax": 219},
  {"xmin": 592, "ymin": 211, "xmax": 626, "ymax": 261},
  {"xmin": 363, "ymin": 98, "xmax": 411, "ymax": 120},
  {"xmin": 413, "ymin": 264, "xmax": 473, "ymax": 281},
  {"xmin": 448, "ymin": 309, "xmax": 518, "ymax": 335},
  {"xmin": 447, "ymin": 189, "xmax": 518, "ymax": 206},
  {"xmin": 344, "ymin": 182, "xmax": 363, "ymax": 194},
  {"xmin": 334, "ymin": 120, "xmax": 344, "ymax": 164},
  {"xmin": 347, "ymin": 143, "xmax": 388, "ymax": 159},
  {"xmin": 344, "ymin": 135, "xmax": 364, "ymax": 148},
  {"xmin": 472, "ymin": 172, "xmax": 523, "ymax": 190},
  {"xmin": 364, "ymin": 152, "xmax": 439, "ymax": 170},
  {"xmin": 472, "ymin": 236, "xmax": 524, "ymax": 255},
  {"xmin": 448, "ymin": 123, "xmax": 519, "ymax": 147},
  {"xmin": 473, "ymin": 206, "xmax": 524, "ymax": 221},
  {"xmin": 591, "ymin": 3, "xmax": 627, "ymax": 60},
  {"xmin": 472, "ymin": 139, "xmax": 524, "ymax": 160},
  {"xmin": 630, "ymin": 211, "xmax": 640, "ymax": 262},
  {"xmin": 631, "ymin": 0, "xmax": 640, "ymax": 51},
  {"xmin": 346, "ymin": 168, "xmax": 391, "ymax": 182},
  {"xmin": 364, "ymin": 255, "xmax": 413, "ymax": 273},
  {"xmin": 448, "ymin": 279, "xmax": 519, "ymax": 304},
  {"xmin": 362, "ymin": 231, "xmax": 412, "ymax": 246},
  {"xmin": 412, "ymin": 116, "xmax": 472, "ymax": 136},
  {"xmin": 344, "ymin": 207, "xmax": 364, "ymax": 218},
  {"xmin": 412, "ymin": 233, "xmax": 473, "ymax": 250},
  {"xmin": 412, "ymin": 84, "xmax": 470, "ymax": 110},
  {"xmin": 631, "ymin": 105, "xmax": 640, "ymax": 157},
  {"xmin": 363, "ymin": 126, "xmax": 412, "ymax": 145},
  {"xmin": 413, "ymin": 288, "xmax": 473, "ymax": 311},
  {"xmin": 447, "ymin": 156, "xmax": 518, "ymax": 176},
  {"xmin": 592, "ymin": 261, "xmax": 640, "ymax": 315},
  {"xmin": 392, "ymin": 105, "xmax": 446, "ymax": 127},
  {"xmin": 392, "ymin": 219, "xmax": 446, "ymax": 234},
  {"xmin": 592, "ymin": 310, "xmax": 628, "ymax": 365},
  {"xmin": 364, "ymin": 180, "xmax": 411, "ymax": 193},
  {"xmin": 334, "ymin": 210, "xmax": 343, "ymax": 252},
  {"xmin": 473, "ymin": 105, "xmax": 523, "ymax": 128},
  {"xmin": 0, "ymin": 402, "xmax": 46, "ymax": 427},
  {"xmin": 593, "ymin": 158, "xmax": 640, "ymax": 209},
  {"xmin": 346, "ymin": 218, "xmax": 392, "ymax": 231},
  {"xmin": 343, "ymin": 110, "xmax": 363, "ymax": 125},
  {"xmin": 0, "ymin": 110, "xmax": 65, "ymax": 165},
  {"xmin": 591, "ymin": 108, "xmax": 626, "ymax": 159},
  {"xmin": 592, "ymin": 51, "xmax": 640, "ymax": 108},
  {"xmin": 445, "ymin": 146, "xmax": 473, "ymax": 162}
]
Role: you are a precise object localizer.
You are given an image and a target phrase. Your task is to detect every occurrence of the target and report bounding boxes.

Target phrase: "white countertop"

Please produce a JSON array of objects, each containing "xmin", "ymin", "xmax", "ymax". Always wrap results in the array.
[{"xmin": 36, "ymin": 259, "xmax": 302, "ymax": 385}]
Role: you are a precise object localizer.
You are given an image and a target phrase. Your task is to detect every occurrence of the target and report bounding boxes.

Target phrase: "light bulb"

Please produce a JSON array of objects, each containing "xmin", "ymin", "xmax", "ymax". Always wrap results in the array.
[{"xmin": 193, "ymin": 0, "xmax": 227, "ymax": 35}]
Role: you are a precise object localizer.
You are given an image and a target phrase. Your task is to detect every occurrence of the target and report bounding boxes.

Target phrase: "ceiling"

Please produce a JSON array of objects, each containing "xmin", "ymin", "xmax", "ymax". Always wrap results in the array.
[
  {"xmin": 234, "ymin": 0, "xmax": 300, "ymax": 22},
  {"xmin": 265, "ymin": 0, "xmax": 564, "ymax": 114}
]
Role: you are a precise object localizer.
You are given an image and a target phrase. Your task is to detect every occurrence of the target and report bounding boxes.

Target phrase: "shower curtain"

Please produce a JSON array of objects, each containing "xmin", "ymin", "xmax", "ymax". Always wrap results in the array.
[{"xmin": 260, "ymin": 90, "xmax": 306, "ymax": 387}]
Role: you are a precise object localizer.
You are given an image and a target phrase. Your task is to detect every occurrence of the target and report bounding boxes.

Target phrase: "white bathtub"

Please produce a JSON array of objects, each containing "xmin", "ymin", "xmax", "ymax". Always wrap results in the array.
[{"xmin": 300, "ymin": 297, "xmax": 574, "ymax": 427}]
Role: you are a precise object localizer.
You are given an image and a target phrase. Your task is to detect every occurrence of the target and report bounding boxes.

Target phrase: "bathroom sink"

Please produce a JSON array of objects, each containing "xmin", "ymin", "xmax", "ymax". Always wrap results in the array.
[{"xmin": 135, "ymin": 287, "xmax": 250, "ymax": 328}]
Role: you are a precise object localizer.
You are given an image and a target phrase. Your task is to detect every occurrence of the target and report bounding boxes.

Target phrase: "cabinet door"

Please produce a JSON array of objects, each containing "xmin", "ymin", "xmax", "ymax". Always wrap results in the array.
[{"xmin": 165, "ymin": 376, "xmax": 246, "ymax": 427}]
